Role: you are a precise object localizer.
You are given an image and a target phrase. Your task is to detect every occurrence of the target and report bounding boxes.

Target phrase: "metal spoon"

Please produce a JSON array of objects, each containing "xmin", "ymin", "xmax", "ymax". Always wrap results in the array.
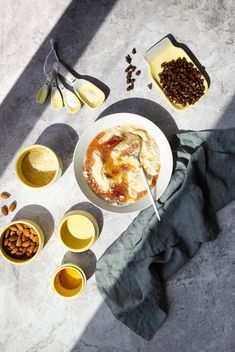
[
  {"xmin": 36, "ymin": 73, "xmax": 53, "ymax": 104},
  {"xmin": 53, "ymin": 61, "xmax": 105, "ymax": 109},
  {"xmin": 56, "ymin": 75, "xmax": 81, "ymax": 113},
  {"xmin": 50, "ymin": 73, "xmax": 63, "ymax": 110}
]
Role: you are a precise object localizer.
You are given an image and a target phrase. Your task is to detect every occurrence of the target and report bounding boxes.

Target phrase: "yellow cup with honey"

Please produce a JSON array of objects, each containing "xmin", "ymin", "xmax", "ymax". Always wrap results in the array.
[
  {"xmin": 52, "ymin": 263, "xmax": 87, "ymax": 299},
  {"xmin": 15, "ymin": 144, "xmax": 62, "ymax": 189},
  {"xmin": 57, "ymin": 210, "xmax": 99, "ymax": 252}
]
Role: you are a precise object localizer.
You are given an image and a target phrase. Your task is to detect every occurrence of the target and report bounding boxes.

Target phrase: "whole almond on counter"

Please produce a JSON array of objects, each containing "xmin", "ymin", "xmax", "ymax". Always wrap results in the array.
[
  {"xmin": 9, "ymin": 201, "xmax": 17, "ymax": 212},
  {"xmin": 1, "ymin": 206, "xmax": 8, "ymax": 216},
  {"xmin": 0, "ymin": 192, "xmax": 10, "ymax": 199}
]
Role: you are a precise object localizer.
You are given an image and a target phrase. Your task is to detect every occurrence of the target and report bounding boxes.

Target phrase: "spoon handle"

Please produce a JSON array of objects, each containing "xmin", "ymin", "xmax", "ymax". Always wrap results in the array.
[
  {"xmin": 140, "ymin": 166, "xmax": 161, "ymax": 221},
  {"xmin": 54, "ymin": 61, "xmax": 77, "ymax": 84}
]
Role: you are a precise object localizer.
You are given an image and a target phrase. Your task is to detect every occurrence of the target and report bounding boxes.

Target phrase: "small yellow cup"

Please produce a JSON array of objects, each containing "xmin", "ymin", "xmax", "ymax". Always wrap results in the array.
[
  {"xmin": 0, "ymin": 219, "xmax": 45, "ymax": 265},
  {"xmin": 57, "ymin": 210, "xmax": 99, "ymax": 252},
  {"xmin": 52, "ymin": 263, "xmax": 87, "ymax": 299},
  {"xmin": 15, "ymin": 144, "xmax": 62, "ymax": 189}
]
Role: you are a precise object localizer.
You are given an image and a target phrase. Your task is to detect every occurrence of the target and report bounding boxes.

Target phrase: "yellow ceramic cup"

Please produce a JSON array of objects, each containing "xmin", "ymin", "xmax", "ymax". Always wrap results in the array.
[
  {"xmin": 15, "ymin": 144, "xmax": 62, "ymax": 189},
  {"xmin": 52, "ymin": 263, "xmax": 87, "ymax": 299},
  {"xmin": 57, "ymin": 210, "xmax": 99, "ymax": 252},
  {"xmin": 0, "ymin": 219, "xmax": 45, "ymax": 265}
]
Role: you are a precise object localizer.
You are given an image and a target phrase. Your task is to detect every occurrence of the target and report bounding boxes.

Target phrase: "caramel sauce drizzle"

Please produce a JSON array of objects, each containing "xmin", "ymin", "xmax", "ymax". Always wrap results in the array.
[{"xmin": 84, "ymin": 131, "xmax": 158, "ymax": 205}]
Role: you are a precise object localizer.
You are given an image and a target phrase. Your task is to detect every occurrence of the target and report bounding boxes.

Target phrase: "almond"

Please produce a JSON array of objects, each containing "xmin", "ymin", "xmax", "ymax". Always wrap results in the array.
[
  {"xmin": 21, "ymin": 234, "xmax": 26, "ymax": 242},
  {"xmin": 15, "ymin": 251, "xmax": 24, "ymax": 257},
  {"xmin": 16, "ymin": 223, "xmax": 24, "ymax": 231},
  {"xmin": 11, "ymin": 247, "xmax": 19, "ymax": 254},
  {"xmin": 4, "ymin": 239, "xmax": 9, "ymax": 246},
  {"xmin": 32, "ymin": 235, "xmax": 38, "ymax": 243},
  {"xmin": 23, "ymin": 228, "xmax": 30, "ymax": 237},
  {"xmin": 33, "ymin": 244, "xmax": 39, "ymax": 253},
  {"xmin": 9, "ymin": 235, "xmax": 17, "ymax": 242},
  {"xmin": 10, "ymin": 226, "xmax": 18, "ymax": 231},
  {"xmin": 29, "ymin": 243, "xmax": 35, "ymax": 254},
  {"xmin": 9, "ymin": 201, "xmax": 17, "ymax": 212},
  {"xmin": 16, "ymin": 237, "xmax": 22, "ymax": 247},
  {"xmin": 0, "ymin": 192, "xmax": 10, "ymax": 199},
  {"xmin": 29, "ymin": 228, "xmax": 37, "ymax": 235},
  {"xmin": 5, "ymin": 229, "xmax": 10, "ymax": 238},
  {"xmin": 8, "ymin": 242, "xmax": 15, "ymax": 249},
  {"xmin": 22, "ymin": 241, "xmax": 30, "ymax": 248},
  {"xmin": 16, "ymin": 230, "xmax": 22, "ymax": 236},
  {"xmin": 1, "ymin": 206, "xmax": 8, "ymax": 216}
]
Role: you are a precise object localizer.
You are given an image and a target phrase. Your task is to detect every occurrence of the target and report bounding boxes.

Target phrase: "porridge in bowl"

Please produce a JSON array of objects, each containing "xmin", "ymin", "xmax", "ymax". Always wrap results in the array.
[{"xmin": 83, "ymin": 125, "xmax": 160, "ymax": 206}]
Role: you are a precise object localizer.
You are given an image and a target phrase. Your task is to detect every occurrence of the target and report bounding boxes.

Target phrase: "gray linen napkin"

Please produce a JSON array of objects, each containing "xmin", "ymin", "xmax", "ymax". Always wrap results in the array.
[{"xmin": 95, "ymin": 129, "xmax": 235, "ymax": 340}]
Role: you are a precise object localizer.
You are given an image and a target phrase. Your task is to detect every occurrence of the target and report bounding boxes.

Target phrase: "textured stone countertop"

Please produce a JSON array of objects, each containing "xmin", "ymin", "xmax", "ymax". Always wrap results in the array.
[{"xmin": 0, "ymin": 0, "xmax": 235, "ymax": 351}]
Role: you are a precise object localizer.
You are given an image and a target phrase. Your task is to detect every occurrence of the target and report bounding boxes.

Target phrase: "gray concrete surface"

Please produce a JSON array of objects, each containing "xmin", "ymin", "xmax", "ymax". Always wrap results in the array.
[{"xmin": 0, "ymin": 0, "xmax": 235, "ymax": 351}]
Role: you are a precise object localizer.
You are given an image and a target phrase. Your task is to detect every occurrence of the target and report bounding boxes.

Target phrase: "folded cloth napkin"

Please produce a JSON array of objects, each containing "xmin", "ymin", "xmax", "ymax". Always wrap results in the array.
[{"xmin": 95, "ymin": 129, "xmax": 235, "ymax": 340}]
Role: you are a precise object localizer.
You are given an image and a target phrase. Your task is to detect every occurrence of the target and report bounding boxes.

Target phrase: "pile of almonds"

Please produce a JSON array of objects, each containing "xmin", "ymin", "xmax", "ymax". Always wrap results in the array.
[
  {"xmin": 2, "ymin": 223, "xmax": 39, "ymax": 260},
  {"xmin": 1, "ymin": 192, "xmax": 17, "ymax": 216}
]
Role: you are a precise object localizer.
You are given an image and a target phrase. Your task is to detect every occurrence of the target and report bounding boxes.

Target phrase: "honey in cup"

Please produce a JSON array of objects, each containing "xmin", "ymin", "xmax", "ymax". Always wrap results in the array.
[
  {"xmin": 58, "ymin": 210, "xmax": 99, "ymax": 252},
  {"xmin": 53, "ymin": 264, "xmax": 86, "ymax": 298}
]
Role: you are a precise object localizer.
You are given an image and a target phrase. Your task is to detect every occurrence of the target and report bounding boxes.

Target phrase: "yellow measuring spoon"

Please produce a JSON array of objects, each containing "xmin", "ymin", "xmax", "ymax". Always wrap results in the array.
[
  {"xmin": 36, "ymin": 73, "xmax": 53, "ymax": 104},
  {"xmin": 51, "ymin": 74, "xmax": 64, "ymax": 110},
  {"xmin": 54, "ymin": 62, "xmax": 105, "ymax": 109},
  {"xmin": 56, "ymin": 76, "xmax": 82, "ymax": 114}
]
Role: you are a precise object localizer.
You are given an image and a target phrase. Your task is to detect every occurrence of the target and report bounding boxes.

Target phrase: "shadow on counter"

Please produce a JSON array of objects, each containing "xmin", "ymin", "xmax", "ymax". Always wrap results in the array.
[
  {"xmin": 97, "ymin": 98, "xmax": 179, "ymax": 142},
  {"xmin": 14, "ymin": 204, "xmax": 54, "ymax": 246},
  {"xmin": 36, "ymin": 123, "xmax": 78, "ymax": 175},
  {"xmin": 0, "ymin": 0, "xmax": 117, "ymax": 178}
]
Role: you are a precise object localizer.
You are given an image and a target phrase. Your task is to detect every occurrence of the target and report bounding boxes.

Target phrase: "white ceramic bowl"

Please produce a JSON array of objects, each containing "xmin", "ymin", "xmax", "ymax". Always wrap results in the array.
[{"xmin": 73, "ymin": 113, "xmax": 173, "ymax": 213}]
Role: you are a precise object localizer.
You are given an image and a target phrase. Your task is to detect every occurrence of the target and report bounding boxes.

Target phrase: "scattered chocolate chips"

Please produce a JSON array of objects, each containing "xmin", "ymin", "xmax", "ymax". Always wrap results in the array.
[
  {"xmin": 158, "ymin": 57, "xmax": 205, "ymax": 106},
  {"xmin": 124, "ymin": 48, "xmax": 141, "ymax": 92},
  {"xmin": 147, "ymin": 83, "xmax": 153, "ymax": 90}
]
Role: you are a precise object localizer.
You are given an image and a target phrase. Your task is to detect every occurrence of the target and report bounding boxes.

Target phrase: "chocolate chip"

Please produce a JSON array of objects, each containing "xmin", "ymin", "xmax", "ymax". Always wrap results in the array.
[
  {"xmin": 125, "ymin": 55, "xmax": 132, "ymax": 64},
  {"xmin": 158, "ymin": 57, "xmax": 205, "ymax": 105},
  {"xmin": 136, "ymin": 70, "xmax": 141, "ymax": 76},
  {"xmin": 126, "ymin": 85, "xmax": 132, "ymax": 91},
  {"xmin": 147, "ymin": 83, "xmax": 152, "ymax": 90},
  {"xmin": 131, "ymin": 65, "xmax": 136, "ymax": 72},
  {"xmin": 132, "ymin": 48, "xmax": 136, "ymax": 54}
]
